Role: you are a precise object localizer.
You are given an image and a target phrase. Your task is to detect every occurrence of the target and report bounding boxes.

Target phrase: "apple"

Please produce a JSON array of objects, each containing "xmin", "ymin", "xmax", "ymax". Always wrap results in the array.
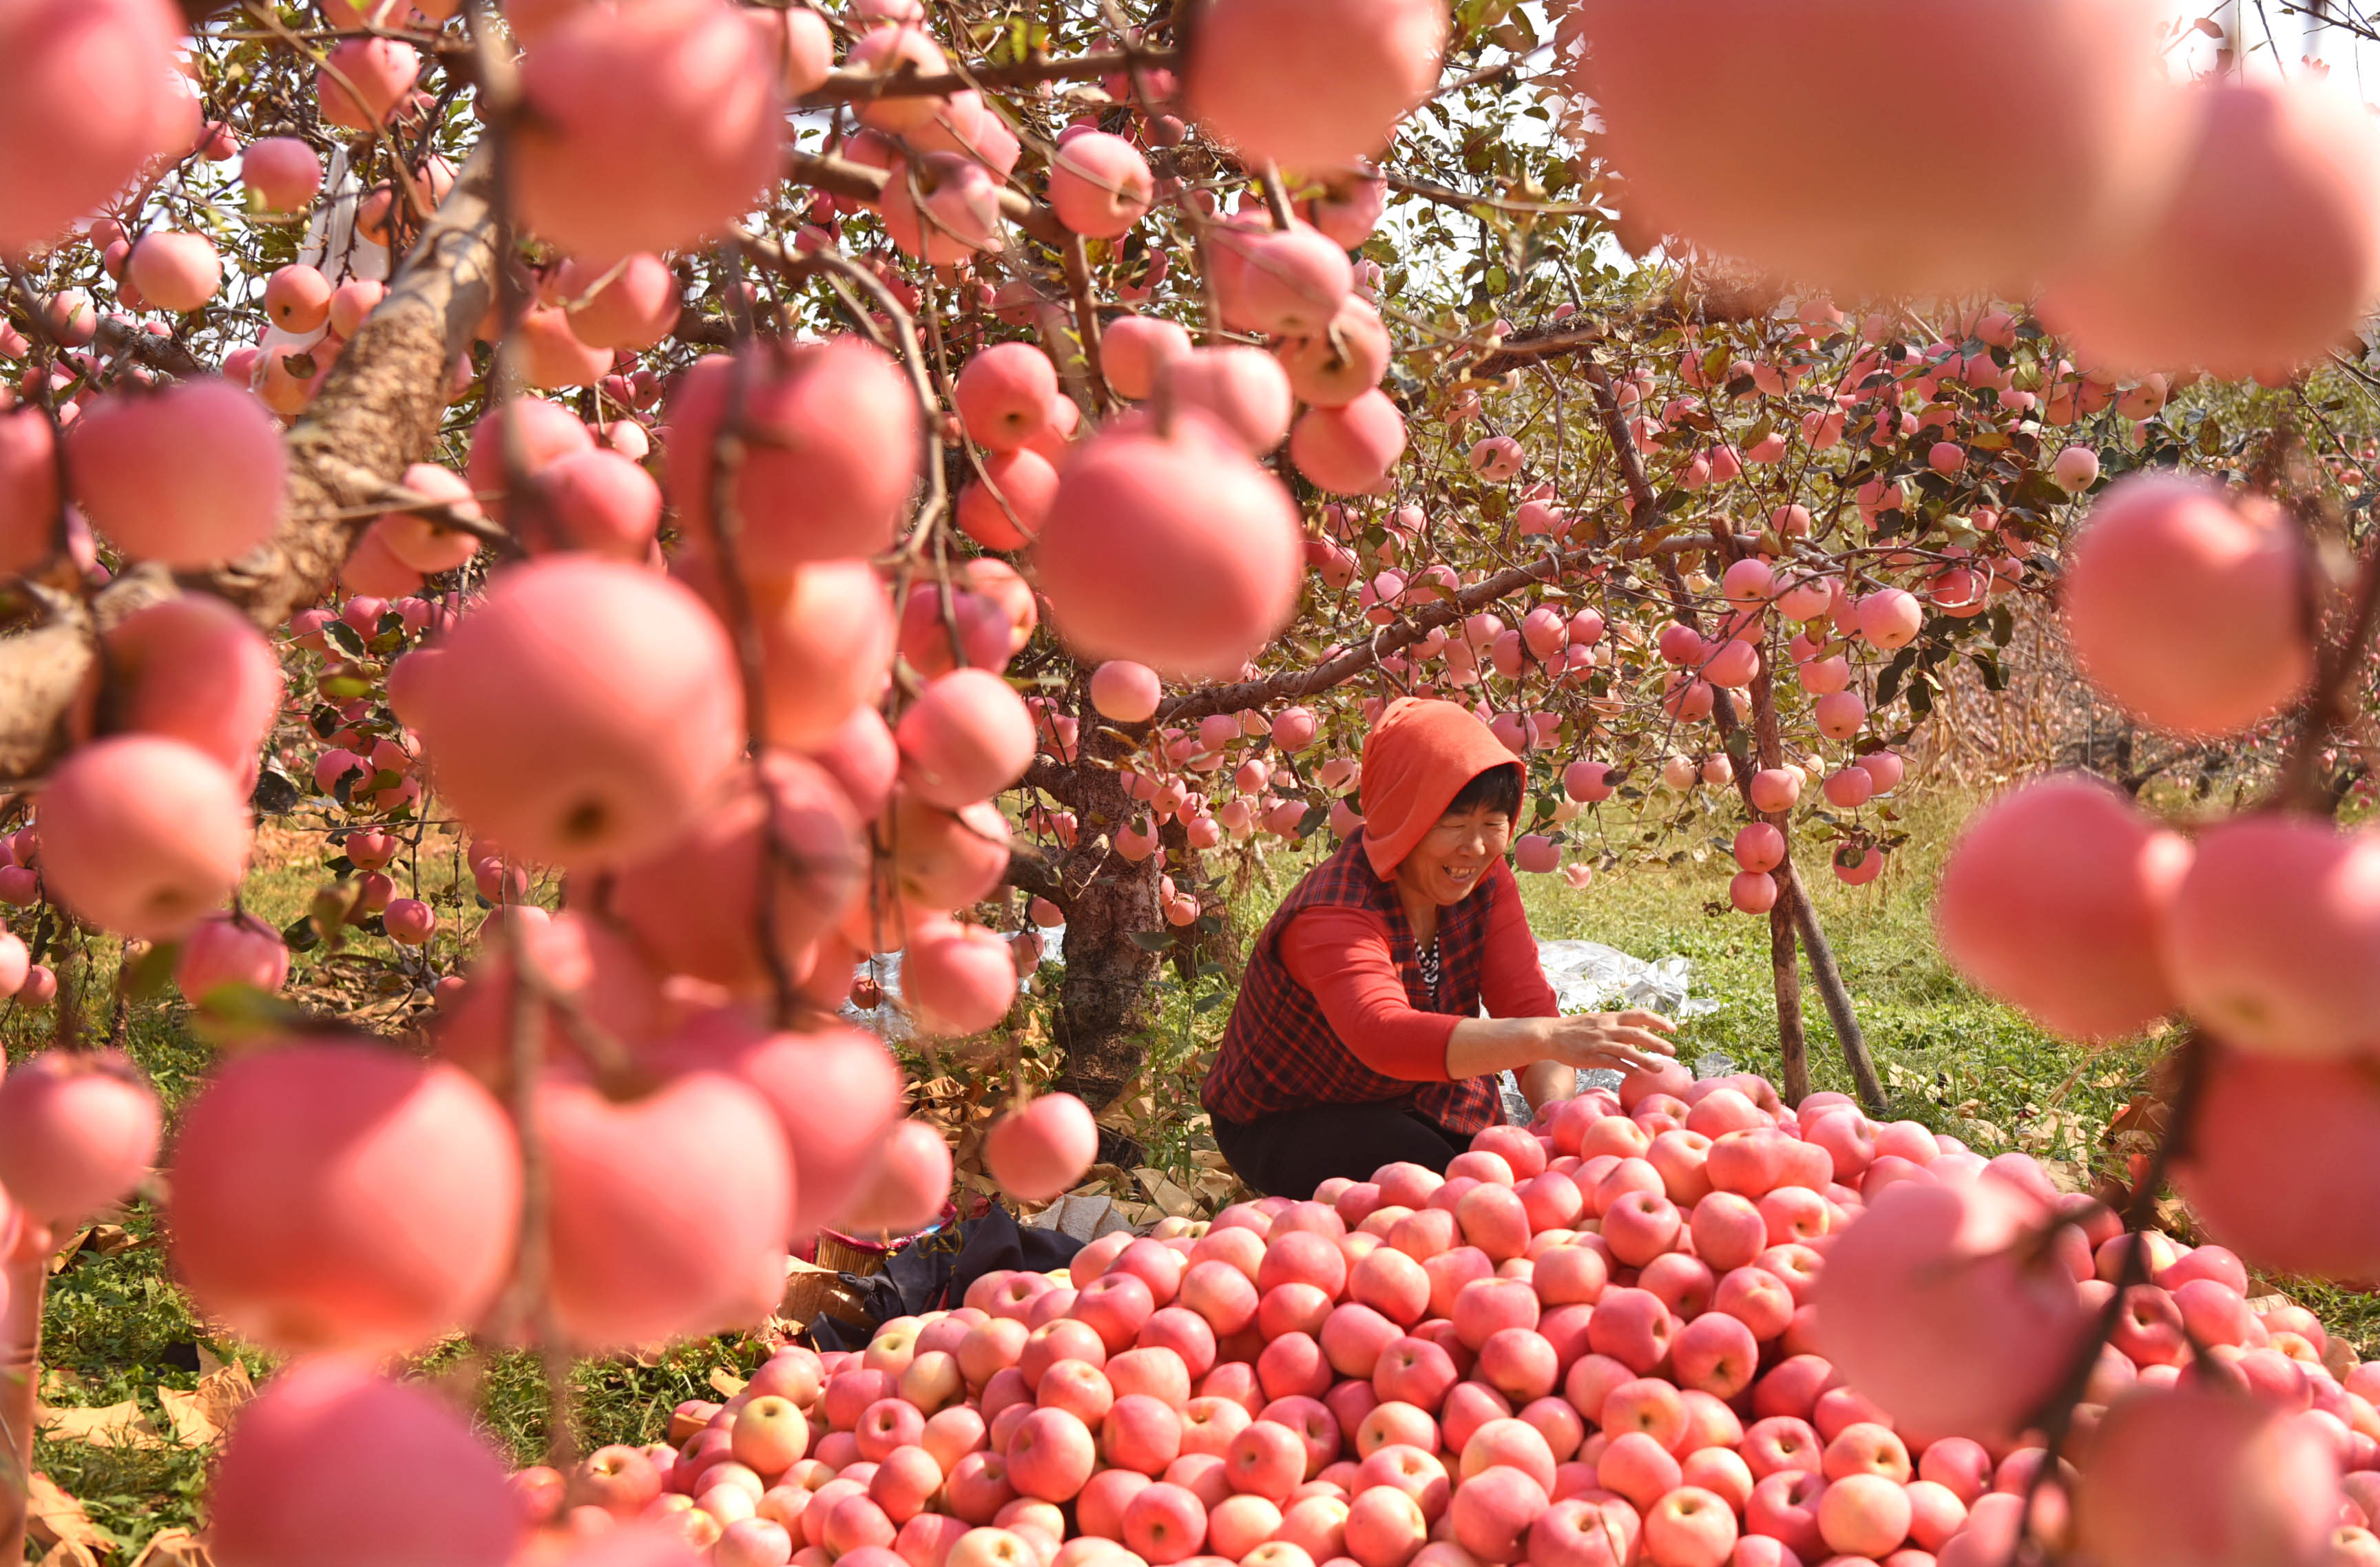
[
  {"xmin": 1450, "ymin": 1464, "xmax": 1549, "ymax": 1564},
  {"xmin": 1008, "ymin": 1409, "xmax": 1097, "ymax": 1504},
  {"xmin": 1208, "ymin": 1493, "xmax": 1285, "ymax": 1559},
  {"xmin": 1226, "ymin": 1420, "xmax": 1308, "ymax": 1503},
  {"xmin": 1642, "ymin": 1486, "xmax": 1738, "ymax": 1567}
]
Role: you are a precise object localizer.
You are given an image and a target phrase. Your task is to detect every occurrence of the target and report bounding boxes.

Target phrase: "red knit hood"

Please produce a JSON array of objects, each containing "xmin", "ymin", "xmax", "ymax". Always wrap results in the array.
[{"xmin": 1357, "ymin": 697, "xmax": 1522, "ymax": 878}]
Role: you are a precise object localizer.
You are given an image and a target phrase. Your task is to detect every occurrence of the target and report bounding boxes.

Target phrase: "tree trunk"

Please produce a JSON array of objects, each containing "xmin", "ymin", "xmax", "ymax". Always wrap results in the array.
[{"xmin": 1047, "ymin": 719, "xmax": 1163, "ymax": 1111}]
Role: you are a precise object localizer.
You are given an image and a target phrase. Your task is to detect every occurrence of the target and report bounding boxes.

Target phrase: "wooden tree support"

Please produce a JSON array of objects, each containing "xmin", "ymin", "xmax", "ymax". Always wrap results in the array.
[
  {"xmin": 1770, "ymin": 905, "xmax": 1809, "ymax": 1106},
  {"xmin": 1576, "ymin": 360, "xmax": 1885, "ymax": 1114},
  {"xmin": 1782, "ymin": 865, "xmax": 1886, "ymax": 1111}
]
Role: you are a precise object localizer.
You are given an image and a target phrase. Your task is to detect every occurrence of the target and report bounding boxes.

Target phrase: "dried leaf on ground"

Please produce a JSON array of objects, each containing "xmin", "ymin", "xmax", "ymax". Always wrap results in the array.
[
  {"xmin": 707, "ymin": 1367, "xmax": 748, "ymax": 1399},
  {"xmin": 125, "ymin": 1532, "xmax": 212, "ymax": 1567},
  {"xmin": 26, "ymin": 1475, "xmax": 107, "ymax": 1554},
  {"xmin": 38, "ymin": 1541, "xmax": 103, "ymax": 1567},
  {"xmin": 36, "ymin": 1400, "xmax": 164, "ymax": 1449},
  {"xmin": 47, "ymin": 1230, "xmax": 90, "ymax": 1276},
  {"xmin": 156, "ymin": 1360, "xmax": 253, "ymax": 1447},
  {"xmin": 1134, "ymin": 1167, "xmax": 1201, "ymax": 1220}
]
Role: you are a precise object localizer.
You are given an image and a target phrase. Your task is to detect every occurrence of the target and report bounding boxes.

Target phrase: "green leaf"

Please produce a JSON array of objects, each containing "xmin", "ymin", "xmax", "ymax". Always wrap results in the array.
[
  {"xmin": 121, "ymin": 939, "xmax": 179, "ymax": 1001},
  {"xmin": 322, "ymin": 619, "xmax": 367, "ymax": 658},
  {"xmin": 282, "ymin": 916, "xmax": 320, "ymax": 953},
  {"xmin": 1129, "ymin": 930, "xmax": 1176, "ymax": 952}
]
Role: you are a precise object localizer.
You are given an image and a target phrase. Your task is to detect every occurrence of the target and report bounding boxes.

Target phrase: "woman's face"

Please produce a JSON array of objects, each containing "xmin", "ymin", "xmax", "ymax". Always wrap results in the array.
[{"xmin": 1398, "ymin": 802, "xmax": 1512, "ymax": 907}]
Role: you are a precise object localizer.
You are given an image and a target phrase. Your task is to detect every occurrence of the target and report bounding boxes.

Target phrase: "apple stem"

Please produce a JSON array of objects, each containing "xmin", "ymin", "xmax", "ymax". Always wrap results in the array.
[{"xmin": 2008, "ymin": 1029, "xmax": 2216, "ymax": 1562}]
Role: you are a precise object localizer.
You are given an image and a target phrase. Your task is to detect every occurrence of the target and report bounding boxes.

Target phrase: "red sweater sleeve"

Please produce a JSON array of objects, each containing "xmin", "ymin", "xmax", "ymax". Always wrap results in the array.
[
  {"xmin": 1478, "ymin": 864, "xmax": 1561, "ymax": 1020},
  {"xmin": 1280, "ymin": 907, "xmax": 1459, "ymax": 1082}
]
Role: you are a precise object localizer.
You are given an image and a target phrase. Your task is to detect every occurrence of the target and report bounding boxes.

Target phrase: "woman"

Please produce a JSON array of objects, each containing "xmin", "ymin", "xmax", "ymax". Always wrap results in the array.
[{"xmin": 1203, "ymin": 697, "xmax": 1676, "ymax": 1199}]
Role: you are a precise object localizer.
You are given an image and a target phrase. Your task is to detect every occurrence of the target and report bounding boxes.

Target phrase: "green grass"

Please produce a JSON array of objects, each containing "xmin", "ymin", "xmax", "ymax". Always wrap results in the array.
[
  {"xmin": 1510, "ymin": 786, "xmax": 2162, "ymax": 1166},
  {"xmin": 13, "ymin": 782, "xmax": 2372, "ymax": 1552},
  {"xmin": 1140, "ymin": 783, "xmax": 2155, "ymax": 1175}
]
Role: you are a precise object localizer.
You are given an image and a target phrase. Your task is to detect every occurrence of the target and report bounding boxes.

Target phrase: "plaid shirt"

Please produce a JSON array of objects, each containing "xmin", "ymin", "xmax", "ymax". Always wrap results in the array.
[{"xmin": 1204, "ymin": 832, "xmax": 1503, "ymax": 1134}]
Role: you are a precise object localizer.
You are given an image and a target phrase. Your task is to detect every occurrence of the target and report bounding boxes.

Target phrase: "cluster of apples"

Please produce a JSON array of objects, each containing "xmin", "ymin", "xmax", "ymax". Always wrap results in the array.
[
  {"xmin": 1570, "ymin": 0, "xmax": 2380, "ymax": 380},
  {"xmin": 468, "ymin": 1064, "xmax": 2370, "ymax": 1567},
  {"xmin": 1933, "ymin": 459, "xmax": 2380, "ymax": 1289}
]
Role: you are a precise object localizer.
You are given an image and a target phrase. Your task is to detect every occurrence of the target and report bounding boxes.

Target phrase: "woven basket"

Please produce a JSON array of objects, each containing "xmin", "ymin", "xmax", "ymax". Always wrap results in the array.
[{"xmin": 815, "ymin": 1203, "xmax": 961, "ymax": 1277}]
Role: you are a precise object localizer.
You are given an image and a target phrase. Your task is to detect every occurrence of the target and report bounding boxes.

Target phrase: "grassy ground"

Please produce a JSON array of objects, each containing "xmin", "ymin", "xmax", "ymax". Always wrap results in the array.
[{"xmin": 5, "ymin": 782, "xmax": 2361, "ymax": 1553}]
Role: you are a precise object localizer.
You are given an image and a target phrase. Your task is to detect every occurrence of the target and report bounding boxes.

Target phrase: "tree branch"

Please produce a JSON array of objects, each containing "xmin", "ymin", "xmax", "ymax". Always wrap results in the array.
[
  {"xmin": 1465, "ymin": 325, "xmax": 1607, "ymax": 380},
  {"xmin": 0, "ymin": 146, "xmax": 499, "ymax": 781},
  {"xmin": 1155, "ymin": 541, "xmax": 1594, "ymax": 725},
  {"xmin": 785, "ymin": 149, "xmax": 1069, "ymax": 249},
  {"xmin": 1023, "ymin": 757, "xmax": 1082, "ymax": 805},
  {"xmin": 1003, "ymin": 847, "xmax": 1067, "ymax": 907},
  {"xmin": 795, "ymin": 49, "xmax": 1171, "ymax": 108}
]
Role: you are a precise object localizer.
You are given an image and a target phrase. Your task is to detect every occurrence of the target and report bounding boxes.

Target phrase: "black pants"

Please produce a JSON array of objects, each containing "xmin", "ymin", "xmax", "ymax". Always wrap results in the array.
[{"xmin": 1210, "ymin": 1102, "xmax": 1467, "ymax": 1200}]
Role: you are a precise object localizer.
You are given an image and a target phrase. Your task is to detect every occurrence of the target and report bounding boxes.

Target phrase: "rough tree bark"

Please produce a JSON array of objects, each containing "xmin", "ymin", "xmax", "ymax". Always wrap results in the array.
[
  {"xmin": 0, "ymin": 150, "xmax": 500, "ymax": 783},
  {"xmin": 1017, "ymin": 717, "xmax": 1165, "ymax": 1111}
]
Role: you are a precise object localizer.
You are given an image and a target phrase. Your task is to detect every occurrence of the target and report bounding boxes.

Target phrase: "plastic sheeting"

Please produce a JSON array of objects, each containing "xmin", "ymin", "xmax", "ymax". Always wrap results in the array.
[
  {"xmin": 1537, "ymin": 939, "xmax": 1722, "ymax": 1023},
  {"xmin": 1498, "ymin": 939, "xmax": 1725, "ymax": 1120},
  {"xmin": 850, "ymin": 930, "xmax": 1722, "ymax": 1097}
]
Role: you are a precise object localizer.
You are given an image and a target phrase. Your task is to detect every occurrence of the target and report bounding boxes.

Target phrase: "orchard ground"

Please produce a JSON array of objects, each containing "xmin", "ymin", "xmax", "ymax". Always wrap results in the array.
[{"xmin": 12, "ymin": 779, "xmax": 2365, "ymax": 1555}]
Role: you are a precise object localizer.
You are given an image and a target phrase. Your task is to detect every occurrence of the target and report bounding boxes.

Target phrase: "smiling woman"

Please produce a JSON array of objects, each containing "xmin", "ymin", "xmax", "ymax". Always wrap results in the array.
[{"xmin": 1202, "ymin": 697, "xmax": 1677, "ymax": 1199}]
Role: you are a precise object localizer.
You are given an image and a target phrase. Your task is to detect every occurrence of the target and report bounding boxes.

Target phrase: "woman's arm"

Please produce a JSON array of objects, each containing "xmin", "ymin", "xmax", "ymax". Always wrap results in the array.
[
  {"xmin": 1446, "ymin": 1011, "xmax": 1680, "ymax": 1083},
  {"xmin": 1470, "ymin": 867, "xmax": 1667, "ymax": 1106}
]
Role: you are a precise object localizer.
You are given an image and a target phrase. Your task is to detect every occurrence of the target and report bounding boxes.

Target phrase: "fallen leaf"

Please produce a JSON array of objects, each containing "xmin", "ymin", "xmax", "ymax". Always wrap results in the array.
[
  {"xmin": 46, "ymin": 1230, "xmax": 92, "ymax": 1276},
  {"xmin": 25, "ymin": 1475, "xmax": 107, "ymax": 1555},
  {"xmin": 1133, "ymin": 1167, "xmax": 1201, "ymax": 1221},
  {"xmin": 126, "ymin": 1531, "xmax": 211, "ymax": 1567},
  {"xmin": 84, "ymin": 1226, "xmax": 142, "ymax": 1257},
  {"xmin": 37, "ymin": 1400, "xmax": 164, "ymax": 1449},
  {"xmin": 2041, "ymin": 1159, "xmax": 2094, "ymax": 1195},
  {"xmin": 38, "ymin": 1542, "xmax": 102, "ymax": 1567},
  {"xmin": 198, "ymin": 1360, "xmax": 256, "ymax": 1427},
  {"xmin": 707, "ymin": 1367, "xmax": 748, "ymax": 1400},
  {"xmin": 155, "ymin": 1387, "xmax": 218, "ymax": 1448}
]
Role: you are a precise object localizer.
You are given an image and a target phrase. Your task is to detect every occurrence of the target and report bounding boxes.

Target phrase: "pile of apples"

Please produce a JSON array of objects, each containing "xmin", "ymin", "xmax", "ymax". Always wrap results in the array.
[{"xmin": 510, "ymin": 1065, "xmax": 2377, "ymax": 1567}]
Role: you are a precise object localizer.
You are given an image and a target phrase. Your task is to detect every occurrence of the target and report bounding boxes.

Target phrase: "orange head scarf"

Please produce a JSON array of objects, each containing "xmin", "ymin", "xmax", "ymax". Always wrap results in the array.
[{"xmin": 1357, "ymin": 697, "xmax": 1523, "ymax": 879}]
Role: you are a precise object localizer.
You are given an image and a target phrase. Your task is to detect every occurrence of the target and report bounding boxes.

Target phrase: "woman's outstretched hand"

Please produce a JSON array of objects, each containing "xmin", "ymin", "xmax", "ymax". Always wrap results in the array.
[{"xmin": 1540, "ymin": 1009, "xmax": 1679, "ymax": 1075}]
